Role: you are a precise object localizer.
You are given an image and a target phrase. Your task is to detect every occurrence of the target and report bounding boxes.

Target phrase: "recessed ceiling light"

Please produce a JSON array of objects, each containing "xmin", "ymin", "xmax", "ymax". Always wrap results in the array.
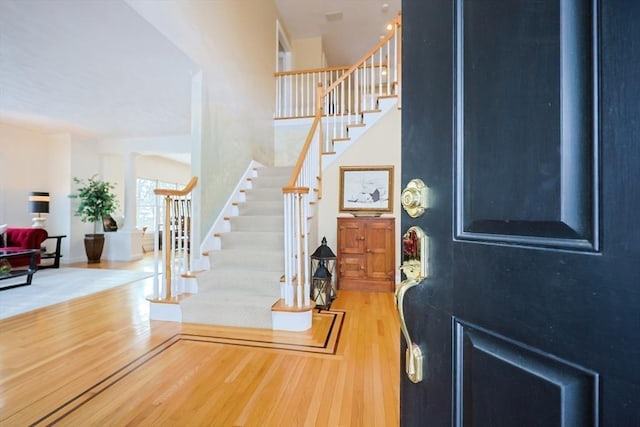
[{"xmin": 381, "ymin": 3, "xmax": 390, "ymax": 13}]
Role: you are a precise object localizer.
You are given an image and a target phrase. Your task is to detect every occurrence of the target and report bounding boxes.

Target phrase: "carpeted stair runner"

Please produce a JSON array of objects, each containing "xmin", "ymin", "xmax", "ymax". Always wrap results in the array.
[{"xmin": 180, "ymin": 166, "xmax": 293, "ymax": 329}]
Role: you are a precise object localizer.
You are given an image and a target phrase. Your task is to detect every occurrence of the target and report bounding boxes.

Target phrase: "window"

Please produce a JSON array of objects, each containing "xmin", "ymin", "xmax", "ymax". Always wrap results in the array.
[{"xmin": 136, "ymin": 178, "xmax": 183, "ymax": 229}]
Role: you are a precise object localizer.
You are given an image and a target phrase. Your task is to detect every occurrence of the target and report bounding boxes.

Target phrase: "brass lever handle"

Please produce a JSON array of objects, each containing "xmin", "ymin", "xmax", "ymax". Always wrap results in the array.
[{"xmin": 395, "ymin": 278, "xmax": 424, "ymax": 383}]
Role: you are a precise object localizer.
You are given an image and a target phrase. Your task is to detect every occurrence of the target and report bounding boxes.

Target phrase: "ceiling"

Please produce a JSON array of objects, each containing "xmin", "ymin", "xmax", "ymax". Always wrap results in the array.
[
  {"xmin": 0, "ymin": 0, "xmax": 197, "ymax": 140},
  {"xmin": 275, "ymin": 0, "xmax": 401, "ymax": 66},
  {"xmin": 0, "ymin": 0, "xmax": 400, "ymax": 147}
]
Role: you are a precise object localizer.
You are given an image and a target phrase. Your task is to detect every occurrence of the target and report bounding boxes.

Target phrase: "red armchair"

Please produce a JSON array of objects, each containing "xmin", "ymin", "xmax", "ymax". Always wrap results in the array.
[{"xmin": 2, "ymin": 227, "xmax": 48, "ymax": 267}]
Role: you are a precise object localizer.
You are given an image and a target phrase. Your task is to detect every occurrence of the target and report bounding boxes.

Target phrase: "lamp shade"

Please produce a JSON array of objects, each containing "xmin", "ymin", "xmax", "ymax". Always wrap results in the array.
[{"xmin": 29, "ymin": 191, "xmax": 50, "ymax": 214}]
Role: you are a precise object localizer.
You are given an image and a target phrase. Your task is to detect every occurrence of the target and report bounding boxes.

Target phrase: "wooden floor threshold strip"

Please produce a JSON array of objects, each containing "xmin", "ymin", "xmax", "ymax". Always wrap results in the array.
[{"xmin": 30, "ymin": 309, "xmax": 345, "ymax": 426}]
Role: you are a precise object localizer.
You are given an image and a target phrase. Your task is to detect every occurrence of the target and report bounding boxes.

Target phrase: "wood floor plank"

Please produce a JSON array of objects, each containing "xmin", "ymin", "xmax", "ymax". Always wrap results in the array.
[{"xmin": 0, "ymin": 258, "xmax": 399, "ymax": 426}]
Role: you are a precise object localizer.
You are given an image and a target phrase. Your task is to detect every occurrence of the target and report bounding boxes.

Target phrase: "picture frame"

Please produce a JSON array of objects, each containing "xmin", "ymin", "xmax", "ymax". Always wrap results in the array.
[{"xmin": 339, "ymin": 165, "xmax": 394, "ymax": 215}]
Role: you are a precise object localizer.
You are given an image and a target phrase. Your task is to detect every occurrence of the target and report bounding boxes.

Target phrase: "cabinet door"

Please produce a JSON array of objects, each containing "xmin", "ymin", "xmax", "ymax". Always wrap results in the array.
[
  {"xmin": 337, "ymin": 218, "xmax": 365, "ymax": 286},
  {"xmin": 364, "ymin": 219, "xmax": 394, "ymax": 282},
  {"xmin": 337, "ymin": 219, "xmax": 364, "ymax": 255},
  {"xmin": 339, "ymin": 254, "xmax": 366, "ymax": 281}
]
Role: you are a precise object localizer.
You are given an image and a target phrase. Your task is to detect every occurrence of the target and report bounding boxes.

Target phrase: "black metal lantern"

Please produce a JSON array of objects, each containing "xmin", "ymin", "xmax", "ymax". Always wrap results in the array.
[{"xmin": 310, "ymin": 237, "xmax": 336, "ymax": 309}]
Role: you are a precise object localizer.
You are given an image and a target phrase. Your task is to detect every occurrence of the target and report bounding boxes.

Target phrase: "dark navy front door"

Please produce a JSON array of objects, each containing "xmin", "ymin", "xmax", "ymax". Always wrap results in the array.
[{"xmin": 400, "ymin": 1, "xmax": 640, "ymax": 425}]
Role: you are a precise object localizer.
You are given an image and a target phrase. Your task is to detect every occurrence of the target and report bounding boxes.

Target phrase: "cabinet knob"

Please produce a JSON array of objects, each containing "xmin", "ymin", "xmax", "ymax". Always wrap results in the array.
[{"xmin": 360, "ymin": 266, "xmax": 365, "ymax": 270}]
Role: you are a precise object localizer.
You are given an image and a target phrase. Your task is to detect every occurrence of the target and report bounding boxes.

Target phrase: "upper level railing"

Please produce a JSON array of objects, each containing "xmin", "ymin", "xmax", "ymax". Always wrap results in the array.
[
  {"xmin": 148, "ymin": 177, "xmax": 198, "ymax": 302},
  {"xmin": 275, "ymin": 66, "xmax": 349, "ymax": 119},
  {"xmin": 280, "ymin": 14, "xmax": 401, "ymax": 309},
  {"xmin": 274, "ymin": 13, "xmax": 401, "ymax": 122}
]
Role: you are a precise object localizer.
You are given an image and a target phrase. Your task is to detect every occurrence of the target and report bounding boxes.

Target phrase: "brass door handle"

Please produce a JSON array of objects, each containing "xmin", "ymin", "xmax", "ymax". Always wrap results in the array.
[
  {"xmin": 395, "ymin": 278, "xmax": 424, "ymax": 383},
  {"xmin": 396, "ymin": 226, "xmax": 428, "ymax": 383}
]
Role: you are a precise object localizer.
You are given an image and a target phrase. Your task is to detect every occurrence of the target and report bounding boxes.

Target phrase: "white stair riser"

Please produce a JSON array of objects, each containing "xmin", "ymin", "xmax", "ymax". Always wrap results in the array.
[
  {"xmin": 249, "ymin": 176, "xmax": 290, "ymax": 188},
  {"xmin": 244, "ymin": 188, "xmax": 283, "ymax": 201},
  {"xmin": 229, "ymin": 216, "xmax": 283, "ymax": 232},
  {"xmin": 237, "ymin": 202, "xmax": 283, "ymax": 216},
  {"xmin": 208, "ymin": 250, "xmax": 283, "ymax": 271},
  {"xmin": 255, "ymin": 167, "xmax": 294, "ymax": 177},
  {"xmin": 219, "ymin": 232, "xmax": 284, "ymax": 250}
]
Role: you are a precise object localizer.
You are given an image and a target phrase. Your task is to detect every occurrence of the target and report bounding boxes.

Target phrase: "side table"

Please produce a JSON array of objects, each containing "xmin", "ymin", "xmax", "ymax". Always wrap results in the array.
[{"xmin": 40, "ymin": 235, "xmax": 66, "ymax": 269}]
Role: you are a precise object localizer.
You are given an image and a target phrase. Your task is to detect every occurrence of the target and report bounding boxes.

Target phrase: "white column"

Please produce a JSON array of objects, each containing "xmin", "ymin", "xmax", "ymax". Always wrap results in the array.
[
  {"xmin": 103, "ymin": 151, "xmax": 143, "ymax": 261},
  {"xmin": 123, "ymin": 152, "xmax": 138, "ymax": 231}
]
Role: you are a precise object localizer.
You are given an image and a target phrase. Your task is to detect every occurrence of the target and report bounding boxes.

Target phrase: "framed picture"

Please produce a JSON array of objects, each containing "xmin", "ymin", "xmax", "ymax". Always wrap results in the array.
[{"xmin": 339, "ymin": 165, "xmax": 394, "ymax": 214}]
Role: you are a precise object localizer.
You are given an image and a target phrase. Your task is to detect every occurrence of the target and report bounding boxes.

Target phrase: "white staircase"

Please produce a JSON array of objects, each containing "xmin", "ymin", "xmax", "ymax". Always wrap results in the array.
[
  {"xmin": 161, "ymin": 14, "xmax": 402, "ymax": 331},
  {"xmin": 172, "ymin": 95, "xmax": 398, "ymax": 330},
  {"xmin": 180, "ymin": 167, "xmax": 292, "ymax": 329}
]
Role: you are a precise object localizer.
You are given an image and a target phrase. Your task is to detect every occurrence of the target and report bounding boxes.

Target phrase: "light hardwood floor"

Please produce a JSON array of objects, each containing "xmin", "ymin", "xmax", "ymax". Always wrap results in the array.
[{"xmin": 0, "ymin": 257, "xmax": 400, "ymax": 426}]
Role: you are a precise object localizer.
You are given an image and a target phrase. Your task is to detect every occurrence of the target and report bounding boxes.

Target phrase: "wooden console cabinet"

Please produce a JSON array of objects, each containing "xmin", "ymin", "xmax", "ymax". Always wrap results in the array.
[{"xmin": 336, "ymin": 217, "xmax": 395, "ymax": 292}]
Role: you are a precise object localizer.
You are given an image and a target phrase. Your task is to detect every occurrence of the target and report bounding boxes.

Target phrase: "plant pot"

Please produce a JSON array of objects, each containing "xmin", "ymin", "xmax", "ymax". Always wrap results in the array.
[{"xmin": 84, "ymin": 233, "xmax": 105, "ymax": 264}]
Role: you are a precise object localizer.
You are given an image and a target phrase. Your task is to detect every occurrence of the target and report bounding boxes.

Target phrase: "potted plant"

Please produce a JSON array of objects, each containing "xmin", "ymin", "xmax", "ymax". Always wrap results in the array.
[{"xmin": 69, "ymin": 175, "xmax": 119, "ymax": 263}]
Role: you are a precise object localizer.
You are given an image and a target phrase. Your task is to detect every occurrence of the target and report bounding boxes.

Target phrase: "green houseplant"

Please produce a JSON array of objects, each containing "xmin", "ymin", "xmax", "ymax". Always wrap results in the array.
[{"xmin": 70, "ymin": 175, "xmax": 119, "ymax": 263}]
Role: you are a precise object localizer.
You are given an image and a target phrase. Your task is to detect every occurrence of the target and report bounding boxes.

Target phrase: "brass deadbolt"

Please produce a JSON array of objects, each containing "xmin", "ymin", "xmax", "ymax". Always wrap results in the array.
[{"xmin": 401, "ymin": 179, "xmax": 428, "ymax": 218}]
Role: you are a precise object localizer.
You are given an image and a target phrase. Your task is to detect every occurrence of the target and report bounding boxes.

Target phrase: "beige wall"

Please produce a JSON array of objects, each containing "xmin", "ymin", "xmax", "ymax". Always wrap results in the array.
[
  {"xmin": 292, "ymin": 36, "xmax": 325, "ymax": 69},
  {"xmin": 273, "ymin": 118, "xmax": 313, "ymax": 166},
  {"xmin": 317, "ymin": 107, "xmax": 402, "ymax": 283}
]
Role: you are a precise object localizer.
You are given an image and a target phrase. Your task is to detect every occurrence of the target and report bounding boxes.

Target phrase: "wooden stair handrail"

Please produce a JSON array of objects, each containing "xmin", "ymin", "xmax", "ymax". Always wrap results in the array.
[
  {"xmin": 274, "ymin": 64, "xmax": 350, "ymax": 77},
  {"xmin": 274, "ymin": 61, "xmax": 390, "ymax": 78},
  {"xmin": 150, "ymin": 176, "xmax": 198, "ymax": 302},
  {"xmin": 284, "ymin": 82, "xmax": 324, "ymax": 190},
  {"xmin": 154, "ymin": 177, "xmax": 198, "ymax": 197}
]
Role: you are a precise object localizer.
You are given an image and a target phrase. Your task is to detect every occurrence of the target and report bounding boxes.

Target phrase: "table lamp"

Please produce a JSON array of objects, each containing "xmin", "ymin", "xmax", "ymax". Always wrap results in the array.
[{"xmin": 29, "ymin": 191, "xmax": 50, "ymax": 228}]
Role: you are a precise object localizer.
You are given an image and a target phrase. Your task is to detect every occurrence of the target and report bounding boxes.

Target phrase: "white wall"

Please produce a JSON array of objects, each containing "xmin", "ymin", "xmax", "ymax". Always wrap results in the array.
[
  {"xmin": 0, "ymin": 123, "xmax": 57, "ymax": 227},
  {"xmin": 137, "ymin": 156, "xmax": 190, "ymax": 184},
  {"xmin": 3, "ymin": 2, "xmax": 280, "ymax": 264},
  {"xmin": 0, "ymin": 121, "xmax": 193, "ymax": 263},
  {"xmin": 316, "ymin": 107, "xmax": 402, "ymax": 282},
  {"xmin": 127, "ymin": 0, "xmax": 279, "ymax": 245},
  {"xmin": 0, "ymin": 123, "xmax": 76, "ymax": 258}
]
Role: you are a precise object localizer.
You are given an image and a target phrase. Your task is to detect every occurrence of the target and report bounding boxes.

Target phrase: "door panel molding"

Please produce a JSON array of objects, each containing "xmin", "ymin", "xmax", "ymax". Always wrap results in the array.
[
  {"xmin": 454, "ymin": 0, "xmax": 600, "ymax": 252},
  {"xmin": 453, "ymin": 319, "xmax": 599, "ymax": 427}
]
